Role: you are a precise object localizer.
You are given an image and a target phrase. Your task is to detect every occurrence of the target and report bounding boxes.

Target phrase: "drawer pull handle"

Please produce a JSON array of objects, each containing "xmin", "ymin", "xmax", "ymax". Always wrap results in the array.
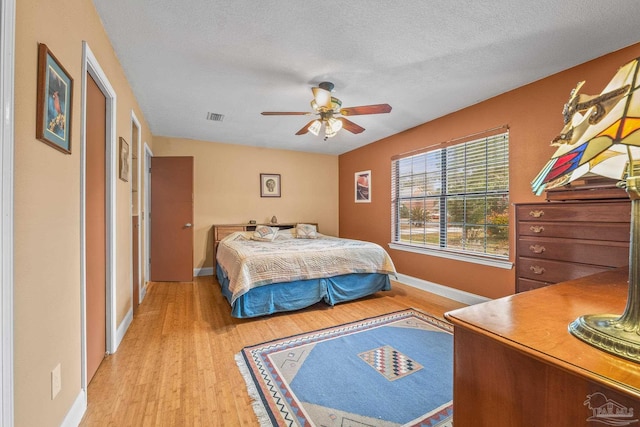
[
  {"xmin": 529, "ymin": 245, "xmax": 546, "ymax": 254},
  {"xmin": 529, "ymin": 225, "xmax": 545, "ymax": 233},
  {"xmin": 530, "ymin": 266, "xmax": 545, "ymax": 275},
  {"xmin": 529, "ymin": 210, "xmax": 544, "ymax": 218}
]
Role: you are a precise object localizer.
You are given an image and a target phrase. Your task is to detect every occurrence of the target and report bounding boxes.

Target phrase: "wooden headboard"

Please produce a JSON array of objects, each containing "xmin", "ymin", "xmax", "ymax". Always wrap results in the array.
[{"xmin": 212, "ymin": 222, "xmax": 318, "ymax": 267}]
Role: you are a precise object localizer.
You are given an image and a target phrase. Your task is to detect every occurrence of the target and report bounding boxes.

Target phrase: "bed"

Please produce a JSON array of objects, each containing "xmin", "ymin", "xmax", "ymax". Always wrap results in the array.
[{"xmin": 215, "ymin": 224, "xmax": 396, "ymax": 318}]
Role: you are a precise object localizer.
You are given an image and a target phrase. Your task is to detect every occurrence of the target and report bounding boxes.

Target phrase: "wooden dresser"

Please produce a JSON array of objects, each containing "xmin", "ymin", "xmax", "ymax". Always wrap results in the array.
[
  {"xmin": 515, "ymin": 199, "xmax": 630, "ymax": 292},
  {"xmin": 445, "ymin": 269, "xmax": 640, "ymax": 427},
  {"xmin": 212, "ymin": 222, "xmax": 318, "ymax": 268}
]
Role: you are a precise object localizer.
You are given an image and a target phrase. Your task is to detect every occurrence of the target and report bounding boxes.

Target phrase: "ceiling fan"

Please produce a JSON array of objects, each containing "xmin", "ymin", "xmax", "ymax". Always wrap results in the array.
[{"xmin": 261, "ymin": 82, "xmax": 392, "ymax": 140}]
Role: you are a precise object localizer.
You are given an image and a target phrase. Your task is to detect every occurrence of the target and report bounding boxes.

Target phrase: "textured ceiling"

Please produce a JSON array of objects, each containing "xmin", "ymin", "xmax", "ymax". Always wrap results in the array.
[{"xmin": 92, "ymin": 0, "xmax": 640, "ymax": 155}]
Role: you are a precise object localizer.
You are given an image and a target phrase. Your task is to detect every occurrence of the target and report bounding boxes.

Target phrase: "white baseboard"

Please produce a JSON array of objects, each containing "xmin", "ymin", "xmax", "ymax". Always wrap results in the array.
[
  {"xmin": 194, "ymin": 267, "xmax": 214, "ymax": 277},
  {"xmin": 60, "ymin": 389, "xmax": 86, "ymax": 427},
  {"xmin": 139, "ymin": 283, "xmax": 147, "ymax": 303},
  {"xmin": 114, "ymin": 307, "xmax": 133, "ymax": 352},
  {"xmin": 395, "ymin": 273, "xmax": 490, "ymax": 306}
]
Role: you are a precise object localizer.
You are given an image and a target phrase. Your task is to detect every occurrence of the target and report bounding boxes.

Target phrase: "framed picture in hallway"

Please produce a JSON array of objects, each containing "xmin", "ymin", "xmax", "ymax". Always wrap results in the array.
[
  {"xmin": 36, "ymin": 43, "xmax": 73, "ymax": 154},
  {"xmin": 355, "ymin": 170, "xmax": 371, "ymax": 203},
  {"xmin": 119, "ymin": 137, "xmax": 129, "ymax": 182}
]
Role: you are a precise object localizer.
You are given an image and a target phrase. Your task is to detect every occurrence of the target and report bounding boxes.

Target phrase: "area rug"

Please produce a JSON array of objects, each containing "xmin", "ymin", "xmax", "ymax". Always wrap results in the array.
[{"xmin": 236, "ymin": 309, "xmax": 453, "ymax": 427}]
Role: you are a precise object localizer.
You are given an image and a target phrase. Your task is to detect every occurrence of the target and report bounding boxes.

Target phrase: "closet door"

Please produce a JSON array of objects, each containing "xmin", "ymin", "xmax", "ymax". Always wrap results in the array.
[
  {"xmin": 86, "ymin": 74, "xmax": 107, "ymax": 382},
  {"xmin": 150, "ymin": 156, "xmax": 194, "ymax": 281}
]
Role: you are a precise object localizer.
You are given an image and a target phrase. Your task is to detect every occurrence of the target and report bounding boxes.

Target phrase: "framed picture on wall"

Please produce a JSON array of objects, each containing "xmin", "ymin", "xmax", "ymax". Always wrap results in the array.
[
  {"xmin": 36, "ymin": 43, "xmax": 73, "ymax": 154},
  {"xmin": 355, "ymin": 170, "xmax": 371, "ymax": 203},
  {"xmin": 260, "ymin": 173, "xmax": 281, "ymax": 197},
  {"xmin": 119, "ymin": 137, "xmax": 129, "ymax": 182}
]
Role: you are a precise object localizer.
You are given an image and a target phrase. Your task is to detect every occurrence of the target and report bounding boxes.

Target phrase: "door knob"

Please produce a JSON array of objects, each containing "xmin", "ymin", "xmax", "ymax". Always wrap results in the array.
[{"xmin": 184, "ymin": 223, "xmax": 193, "ymax": 228}]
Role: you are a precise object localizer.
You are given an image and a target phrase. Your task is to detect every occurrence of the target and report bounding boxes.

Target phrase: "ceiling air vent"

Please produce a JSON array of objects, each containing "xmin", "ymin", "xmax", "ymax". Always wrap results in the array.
[{"xmin": 206, "ymin": 112, "xmax": 225, "ymax": 122}]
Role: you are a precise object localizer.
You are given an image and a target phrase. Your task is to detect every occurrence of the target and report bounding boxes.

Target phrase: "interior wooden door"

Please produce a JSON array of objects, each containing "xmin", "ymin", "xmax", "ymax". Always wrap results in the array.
[
  {"xmin": 86, "ymin": 74, "xmax": 107, "ymax": 382},
  {"xmin": 150, "ymin": 156, "xmax": 194, "ymax": 281},
  {"xmin": 132, "ymin": 215, "xmax": 139, "ymax": 314},
  {"xmin": 131, "ymin": 119, "xmax": 140, "ymax": 312}
]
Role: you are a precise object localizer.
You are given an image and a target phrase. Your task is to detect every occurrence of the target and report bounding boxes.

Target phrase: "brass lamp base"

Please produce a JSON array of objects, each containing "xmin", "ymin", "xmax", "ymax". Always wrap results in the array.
[
  {"xmin": 568, "ymin": 176, "xmax": 640, "ymax": 363},
  {"xmin": 569, "ymin": 314, "xmax": 640, "ymax": 362}
]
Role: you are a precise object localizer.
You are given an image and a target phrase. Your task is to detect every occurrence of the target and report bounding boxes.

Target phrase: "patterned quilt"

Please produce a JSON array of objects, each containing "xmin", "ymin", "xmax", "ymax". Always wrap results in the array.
[{"xmin": 216, "ymin": 231, "xmax": 397, "ymax": 304}]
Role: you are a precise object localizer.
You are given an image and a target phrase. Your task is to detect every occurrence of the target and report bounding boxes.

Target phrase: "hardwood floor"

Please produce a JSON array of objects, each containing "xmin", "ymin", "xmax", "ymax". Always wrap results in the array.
[{"xmin": 80, "ymin": 276, "xmax": 466, "ymax": 426}]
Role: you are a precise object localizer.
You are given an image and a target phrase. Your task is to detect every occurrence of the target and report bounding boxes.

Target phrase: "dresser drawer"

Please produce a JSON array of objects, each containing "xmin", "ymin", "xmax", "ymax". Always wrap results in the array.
[
  {"xmin": 517, "ymin": 221, "xmax": 630, "ymax": 242},
  {"xmin": 516, "ymin": 201, "xmax": 630, "ymax": 223},
  {"xmin": 515, "ymin": 199, "xmax": 630, "ymax": 293},
  {"xmin": 517, "ymin": 257, "xmax": 613, "ymax": 283},
  {"xmin": 516, "ymin": 277, "xmax": 551, "ymax": 293},
  {"xmin": 516, "ymin": 236, "xmax": 629, "ymax": 267}
]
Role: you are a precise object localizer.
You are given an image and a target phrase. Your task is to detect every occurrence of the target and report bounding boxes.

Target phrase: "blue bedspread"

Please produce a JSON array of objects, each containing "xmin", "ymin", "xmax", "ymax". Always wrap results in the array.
[{"xmin": 216, "ymin": 264, "xmax": 391, "ymax": 318}]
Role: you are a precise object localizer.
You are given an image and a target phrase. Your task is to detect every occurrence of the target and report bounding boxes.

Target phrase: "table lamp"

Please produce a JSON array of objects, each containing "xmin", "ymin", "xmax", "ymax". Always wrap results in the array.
[{"xmin": 532, "ymin": 56, "xmax": 640, "ymax": 362}]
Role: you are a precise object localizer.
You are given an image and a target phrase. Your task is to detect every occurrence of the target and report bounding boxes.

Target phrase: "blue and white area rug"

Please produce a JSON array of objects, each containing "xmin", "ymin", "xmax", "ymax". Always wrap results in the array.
[{"xmin": 236, "ymin": 309, "xmax": 453, "ymax": 426}]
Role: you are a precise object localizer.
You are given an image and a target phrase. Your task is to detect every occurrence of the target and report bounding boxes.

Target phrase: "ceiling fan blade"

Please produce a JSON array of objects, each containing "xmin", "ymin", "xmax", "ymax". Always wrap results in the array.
[
  {"xmin": 340, "ymin": 104, "xmax": 392, "ymax": 116},
  {"xmin": 261, "ymin": 111, "xmax": 311, "ymax": 116},
  {"xmin": 295, "ymin": 120, "xmax": 317, "ymax": 135},
  {"xmin": 339, "ymin": 117, "xmax": 365, "ymax": 134}
]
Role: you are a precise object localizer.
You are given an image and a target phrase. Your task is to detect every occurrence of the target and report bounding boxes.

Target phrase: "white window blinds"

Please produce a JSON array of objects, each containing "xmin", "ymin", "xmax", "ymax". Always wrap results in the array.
[{"xmin": 391, "ymin": 130, "xmax": 509, "ymax": 258}]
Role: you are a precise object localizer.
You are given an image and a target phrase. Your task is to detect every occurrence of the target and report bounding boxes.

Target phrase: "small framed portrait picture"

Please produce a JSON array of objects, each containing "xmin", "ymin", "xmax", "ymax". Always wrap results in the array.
[
  {"xmin": 260, "ymin": 173, "xmax": 281, "ymax": 197},
  {"xmin": 36, "ymin": 43, "xmax": 73, "ymax": 154},
  {"xmin": 119, "ymin": 137, "xmax": 129, "ymax": 182},
  {"xmin": 355, "ymin": 170, "xmax": 371, "ymax": 203}
]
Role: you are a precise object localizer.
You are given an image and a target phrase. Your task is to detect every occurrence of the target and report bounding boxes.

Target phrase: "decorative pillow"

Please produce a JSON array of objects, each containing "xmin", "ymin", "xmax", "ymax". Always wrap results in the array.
[
  {"xmin": 275, "ymin": 228, "xmax": 295, "ymax": 240},
  {"xmin": 251, "ymin": 225, "xmax": 279, "ymax": 242},
  {"xmin": 296, "ymin": 223, "xmax": 317, "ymax": 239}
]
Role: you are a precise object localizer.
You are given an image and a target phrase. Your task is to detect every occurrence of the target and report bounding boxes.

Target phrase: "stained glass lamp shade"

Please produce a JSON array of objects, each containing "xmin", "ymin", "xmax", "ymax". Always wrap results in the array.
[{"xmin": 532, "ymin": 57, "xmax": 640, "ymax": 362}]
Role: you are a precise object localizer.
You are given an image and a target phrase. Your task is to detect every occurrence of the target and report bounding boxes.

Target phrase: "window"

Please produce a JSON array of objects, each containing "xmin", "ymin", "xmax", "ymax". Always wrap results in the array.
[{"xmin": 391, "ymin": 131, "xmax": 509, "ymax": 260}]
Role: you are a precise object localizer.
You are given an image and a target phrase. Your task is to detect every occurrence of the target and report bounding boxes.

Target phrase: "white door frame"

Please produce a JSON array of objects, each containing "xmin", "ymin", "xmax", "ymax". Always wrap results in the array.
[
  {"xmin": 80, "ymin": 41, "xmax": 118, "ymax": 391},
  {"xmin": 130, "ymin": 111, "xmax": 142, "ymax": 304},
  {"xmin": 0, "ymin": 0, "xmax": 15, "ymax": 425},
  {"xmin": 143, "ymin": 144, "xmax": 152, "ymax": 286}
]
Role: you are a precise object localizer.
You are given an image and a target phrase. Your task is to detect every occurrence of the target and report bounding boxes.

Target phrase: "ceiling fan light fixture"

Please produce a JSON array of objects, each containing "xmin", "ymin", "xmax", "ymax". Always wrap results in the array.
[
  {"xmin": 261, "ymin": 81, "xmax": 392, "ymax": 139},
  {"xmin": 308, "ymin": 120, "xmax": 321, "ymax": 136},
  {"xmin": 325, "ymin": 117, "xmax": 342, "ymax": 138},
  {"xmin": 312, "ymin": 87, "xmax": 332, "ymax": 109},
  {"xmin": 331, "ymin": 97, "xmax": 342, "ymax": 112},
  {"xmin": 325, "ymin": 127, "xmax": 337, "ymax": 138},
  {"xmin": 328, "ymin": 117, "xmax": 342, "ymax": 132}
]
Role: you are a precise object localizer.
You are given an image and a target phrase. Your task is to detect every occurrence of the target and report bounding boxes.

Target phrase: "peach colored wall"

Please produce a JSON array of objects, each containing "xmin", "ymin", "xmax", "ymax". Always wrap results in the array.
[
  {"xmin": 11, "ymin": 2, "xmax": 640, "ymax": 422},
  {"xmin": 14, "ymin": 0, "xmax": 152, "ymax": 425},
  {"xmin": 152, "ymin": 137, "xmax": 339, "ymax": 270},
  {"xmin": 339, "ymin": 42, "xmax": 640, "ymax": 299}
]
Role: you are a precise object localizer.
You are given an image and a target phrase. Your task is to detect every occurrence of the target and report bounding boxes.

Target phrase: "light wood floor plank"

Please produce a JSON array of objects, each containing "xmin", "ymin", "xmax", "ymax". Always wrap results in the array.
[{"xmin": 80, "ymin": 276, "xmax": 466, "ymax": 426}]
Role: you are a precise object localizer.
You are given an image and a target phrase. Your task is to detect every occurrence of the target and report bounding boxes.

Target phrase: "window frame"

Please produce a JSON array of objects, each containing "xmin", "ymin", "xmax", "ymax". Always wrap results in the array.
[{"xmin": 390, "ymin": 130, "xmax": 511, "ymax": 268}]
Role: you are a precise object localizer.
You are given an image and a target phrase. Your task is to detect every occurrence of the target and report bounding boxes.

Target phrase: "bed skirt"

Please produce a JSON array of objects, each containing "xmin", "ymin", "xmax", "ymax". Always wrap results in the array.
[{"xmin": 216, "ymin": 264, "xmax": 391, "ymax": 318}]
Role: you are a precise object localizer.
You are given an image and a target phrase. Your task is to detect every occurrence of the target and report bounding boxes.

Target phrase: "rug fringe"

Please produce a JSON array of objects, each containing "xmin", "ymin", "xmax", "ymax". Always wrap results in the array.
[{"xmin": 235, "ymin": 352, "xmax": 274, "ymax": 427}]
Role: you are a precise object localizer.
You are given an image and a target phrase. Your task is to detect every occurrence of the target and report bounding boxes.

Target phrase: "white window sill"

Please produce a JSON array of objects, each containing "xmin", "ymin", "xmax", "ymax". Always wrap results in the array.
[{"xmin": 388, "ymin": 242, "xmax": 513, "ymax": 270}]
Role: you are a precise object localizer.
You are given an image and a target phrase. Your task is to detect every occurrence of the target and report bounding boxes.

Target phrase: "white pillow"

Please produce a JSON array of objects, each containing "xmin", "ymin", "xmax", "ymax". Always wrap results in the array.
[
  {"xmin": 275, "ymin": 228, "xmax": 295, "ymax": 240},
  {"xmin": 251, "ymin": 225, "xmax": 279, "ymax": 242},
  {"xmin": 296, "ymin": 223, "xmax": 317, "ymax": 239}
]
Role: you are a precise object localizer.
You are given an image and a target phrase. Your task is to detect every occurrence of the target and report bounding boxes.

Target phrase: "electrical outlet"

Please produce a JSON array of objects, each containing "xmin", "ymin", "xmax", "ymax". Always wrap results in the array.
[{"xmin": 51, "ymin": 363, "xmax": 61, "ymax": 400}]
